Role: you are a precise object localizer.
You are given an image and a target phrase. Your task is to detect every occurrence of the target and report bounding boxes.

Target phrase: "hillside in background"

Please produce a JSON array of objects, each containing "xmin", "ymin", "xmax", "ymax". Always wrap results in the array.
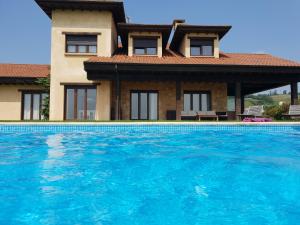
[{"xmin": 245, "ymin": 94, "xmax": 300, "ymax": 108}]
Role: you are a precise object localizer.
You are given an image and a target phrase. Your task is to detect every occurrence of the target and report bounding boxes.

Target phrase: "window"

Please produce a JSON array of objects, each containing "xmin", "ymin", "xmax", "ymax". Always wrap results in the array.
[
  {"xmin": 190, "ymin": 39, "xmax": 214, "ymax": 56},
  {"xmin": 22, "ymin": 91, "xmax": 48, "ymax": 120},
  {"xmin": 131, "ymin": 91, "xmax": 158, "ymax": 120},
  {"xmin": 183, "ymin": 92, "xmax": 211, "ymax": 112},
  {"xmin": 65, "ymin": 86, "xmax": 96, "ymax": 120},
  {"xmin": 133, "ymin": 38, "xmax": 157, "ymax": 55},
  {"xmin": 227, "ymin": 96, "xmax": 236, "ymax": 111},
  {"xmin": 66, "ymin": 35, "xmax": 97, "ymax": 54}
]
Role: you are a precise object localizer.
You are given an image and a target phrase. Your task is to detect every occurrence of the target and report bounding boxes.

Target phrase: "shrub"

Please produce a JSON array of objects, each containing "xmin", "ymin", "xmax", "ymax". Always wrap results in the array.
[
  {"xmin": 35, "ymin": 76, "xmax": 50, "ymax": 120},
  {"xmin": 264, "ymin": 104, "xmax": 289, "ymax": 120}
]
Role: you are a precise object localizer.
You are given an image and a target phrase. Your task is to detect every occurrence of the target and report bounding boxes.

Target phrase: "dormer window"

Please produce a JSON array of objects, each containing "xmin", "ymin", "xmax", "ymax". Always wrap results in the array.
[
  {"xmin": 190, "ymin": 38, "xmax": 214, "ymax": 56},
  {"xmin": 133, "ymin": 37, "xmax": 157, "ymax": 56},
  {"xmin": 66, "ymin": 35, "xmax": 97, "ymax": 54}
]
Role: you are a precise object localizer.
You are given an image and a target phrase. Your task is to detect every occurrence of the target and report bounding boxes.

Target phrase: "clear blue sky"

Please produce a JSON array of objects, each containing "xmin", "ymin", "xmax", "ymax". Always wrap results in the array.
[{"xmin": 0, "ymin": 0, "xmax": 299, "ymax": 91}]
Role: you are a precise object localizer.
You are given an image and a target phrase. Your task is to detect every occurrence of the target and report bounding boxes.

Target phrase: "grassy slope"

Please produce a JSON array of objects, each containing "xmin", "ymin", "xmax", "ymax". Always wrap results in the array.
[{"xmin": 245, "ymin": 94, "xmax": 300, "ymax": 107}]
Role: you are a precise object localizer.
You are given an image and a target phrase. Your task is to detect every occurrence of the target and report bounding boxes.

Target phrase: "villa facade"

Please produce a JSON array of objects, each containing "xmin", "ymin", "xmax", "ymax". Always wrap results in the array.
[{"xmin": 0, "ymin": 0, "xmax": 300, "ymax": 121}]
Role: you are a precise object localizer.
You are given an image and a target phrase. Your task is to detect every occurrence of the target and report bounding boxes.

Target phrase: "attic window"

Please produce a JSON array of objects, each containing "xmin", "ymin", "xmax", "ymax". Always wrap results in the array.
[
  {"xmin": 190, "ymin": 39, "xmax": 214, "ymax": 56},
  {"xmin": 66, "ymin": 35, "xmax": 97, "ymax": 54},
  {"xmin": 133, "ymin": 38, "xmax": 157, "ymax": 56}
]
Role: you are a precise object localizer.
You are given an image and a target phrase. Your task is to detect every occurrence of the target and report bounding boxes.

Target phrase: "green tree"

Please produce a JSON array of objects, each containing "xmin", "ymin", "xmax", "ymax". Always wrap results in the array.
[{"xmin": 35, "ymin": 76, "xmax": 50, "ymax": 120}]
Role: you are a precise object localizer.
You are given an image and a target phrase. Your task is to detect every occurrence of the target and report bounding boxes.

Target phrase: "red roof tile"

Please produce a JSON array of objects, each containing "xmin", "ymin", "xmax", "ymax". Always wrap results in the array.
[
  {"xmin": 87, "ymin": 49, "xmax": 300, "ymax": 67},
  {"xmin": 0, "ymin": 64, "xmax": 50, "ymax": 78}
]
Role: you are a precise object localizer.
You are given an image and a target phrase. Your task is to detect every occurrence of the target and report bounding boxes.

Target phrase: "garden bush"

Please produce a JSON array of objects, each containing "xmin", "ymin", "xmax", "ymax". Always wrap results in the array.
[{"xmin": 264, "ymin": 103, "xmax": 289, "ymax": 120}]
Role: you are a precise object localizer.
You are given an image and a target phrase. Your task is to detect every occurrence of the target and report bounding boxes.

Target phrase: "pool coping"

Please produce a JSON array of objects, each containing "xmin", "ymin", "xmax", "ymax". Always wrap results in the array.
[{"xmin": 0, "ymin": 122, "xmax": 300, "ymax": 126}]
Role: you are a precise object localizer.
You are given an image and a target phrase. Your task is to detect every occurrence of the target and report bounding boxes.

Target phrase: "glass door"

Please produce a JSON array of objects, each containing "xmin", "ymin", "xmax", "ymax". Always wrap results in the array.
[
  {"xmin": 22, "ymin": 92, "xmax": 48, "ymax": 120},
  {"xmin": 131, "ymin": 91, "xmax": 158, "ymax": 120},
  {"xmin": 183, "ymin": 91, "xmax": 212, "ymax": 112},
  {"xmin": 65, "ymin": 86, "xmax": 97, "ymax": 120}
]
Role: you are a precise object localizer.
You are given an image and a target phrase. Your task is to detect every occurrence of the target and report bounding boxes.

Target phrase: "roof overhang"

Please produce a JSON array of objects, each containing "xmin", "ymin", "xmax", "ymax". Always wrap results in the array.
[
  {"xmin": 35, "ymin": 0, "xmax": 126, "ymax": 23},
  {"xmin": 84, "ymin": 62, "xmax": 300, "ymax": 95},
  {"xmin": 118, "ymin": 23, "xmax": 173, "ymax": 48},
  {"xmin": 84, "ymin": 61, "xmax": 300, "ymax": 80},
  {"xmin": 0, "ymin": 77, "xmax": 42, "ymax": 85},
  {"xmin": 170, "ymin": 24, "xmax": 232, "ymax": 51},
  {"xmin": 85, "ymin": 61, "xmax": 300, "ymax": 76}
]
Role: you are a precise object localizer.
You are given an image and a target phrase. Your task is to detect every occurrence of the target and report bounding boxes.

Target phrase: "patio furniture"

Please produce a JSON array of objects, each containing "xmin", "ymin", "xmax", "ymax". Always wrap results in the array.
[
  {"xmin": 216, "ymin": 112, "xmax": 228, "ymax": 121},
  {"xmin": 166, "ymin": 110, "xmax": 177, "ymax": 120},
  {"xmin": 197, "ymin": 111, "xmax": 219, "ymax": 121},
  {"xmin": 181, "ymin": 111, "xmax": 197, "ymax": 120},
  {"xmin": 237, "ymin": 105, "xmax": 264, "ymax": 120},
  {"xmin": 283, "ymin": 105, "xmax": 300, "ymax": 119}
]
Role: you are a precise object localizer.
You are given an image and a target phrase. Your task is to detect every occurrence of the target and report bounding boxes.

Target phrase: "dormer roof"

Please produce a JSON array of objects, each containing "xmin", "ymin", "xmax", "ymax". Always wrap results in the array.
[
  {"xmin": 170, "ymin": 24, "xmax": 232, "ymax": 51},
  {"xmin": 35, "ymin": 0, "xmax": 126, "ymax": 23},
  {"xmin": 118, "ymin": 23, "xmax": 173, "ymax": 48}
]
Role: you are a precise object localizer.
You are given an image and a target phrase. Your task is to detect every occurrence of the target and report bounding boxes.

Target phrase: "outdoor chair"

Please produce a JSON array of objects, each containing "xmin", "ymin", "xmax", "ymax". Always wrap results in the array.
[
  {"xmin": 197, "ymin": 111, "xmax": 219, "ymax": 121},
  {"xmin": 237, "ymin": 105, "xmax": 264, "ymax": 119},
  {"xmin": 181, "ymin": 111, "xmax": 197, "ymax": 120},
  {"xmin": 216, "ymin": 112, "xmax": 228, "ymax": 121},
  {"xmin": 283, "ymin": 105, "xmax": 300, "ymax": 119}
]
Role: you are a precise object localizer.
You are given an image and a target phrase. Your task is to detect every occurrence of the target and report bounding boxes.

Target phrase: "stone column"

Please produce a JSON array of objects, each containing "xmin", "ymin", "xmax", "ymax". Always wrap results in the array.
[
  {"xmin": 291, "ymin": 82, "xmax": 299, "ymax": 105},
  {"xmin": 114, "ymin": 78, "xmax": 121, "ymax": 120},
  {"xmin": 235, "ymin": 82, "xmax": 242, "ymax": 120},
  {"xmin": 176, "ymin": 79, "xmax": 182, "ymax": 120},
  {"xmin": 241, "ymin": 95, "xmax": 245, "ymax": 114}
]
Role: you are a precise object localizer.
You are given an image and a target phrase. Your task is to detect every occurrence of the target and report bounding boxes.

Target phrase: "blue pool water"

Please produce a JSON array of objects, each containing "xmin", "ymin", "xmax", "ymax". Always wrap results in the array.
[{"xmin": 0, "ymin": 125, "xmax": 300, "ymax": 225}]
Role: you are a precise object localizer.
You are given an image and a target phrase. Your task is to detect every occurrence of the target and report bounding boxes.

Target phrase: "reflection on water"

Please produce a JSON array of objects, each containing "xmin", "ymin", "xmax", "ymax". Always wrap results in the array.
[
  {"xmin": 46, "ymin": 134, "xmax": 65, "ymax": 158},
  {"xmin": 41, "ymin": 134, "xmax": 67, "ymax": 193},
  {"xmin": 195, "ymin": 185, "xmax": 209, "ymax": 197},
  {"xmin": 42, "ymin": 134, "xmax": 67, "ymax": 169}
]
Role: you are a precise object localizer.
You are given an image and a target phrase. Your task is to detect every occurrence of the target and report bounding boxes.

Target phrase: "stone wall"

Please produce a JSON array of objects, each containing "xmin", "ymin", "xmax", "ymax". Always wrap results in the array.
[
  {"xmin": 179, "ymin": 82, "xmax": 227, "ymax": 112},
  {"xmin": 120, "ymin": 81, "xmax": 177, "ymax": 120},
  {"xmin": 119, "ymin": 81, "xmax": 227, "ymax": 120}
]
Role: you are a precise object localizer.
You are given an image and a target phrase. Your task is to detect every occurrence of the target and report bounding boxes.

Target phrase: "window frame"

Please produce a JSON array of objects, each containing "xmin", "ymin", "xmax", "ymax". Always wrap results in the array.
[
  {"xmin": 21, "ymin": 90, "xmax": 48, "ymax": 120},
  {"xmin": 183, "ymin": 91, "xmax": 212, "ymax": 111},
  {"xmin": 130, "ymin": 90, "xmax": 159, "ymax": 120},
  {"xmin": 189, "ymin": 38, "xmax": 215, "ymax": 57},
  {"xmin": 64, "ymin": 85, "xmax": 97, "ymax": 120},
  {"xmin": 132, "ymin": 37, "xmax": 158, "ymax": 56},
  {"xmin": 65, "ymin": 34, "xmax": 98, "ymax": 54}
]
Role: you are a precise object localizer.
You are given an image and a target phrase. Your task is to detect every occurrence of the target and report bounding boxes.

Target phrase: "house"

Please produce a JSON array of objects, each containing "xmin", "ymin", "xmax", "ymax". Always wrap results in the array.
[
  {"xmin": 0, "ymin": 0, "xmax": 300, "ymax": 121},
  {"xmin": 0, "ymin": 64, "xmax": 50, "ymax": 120}
]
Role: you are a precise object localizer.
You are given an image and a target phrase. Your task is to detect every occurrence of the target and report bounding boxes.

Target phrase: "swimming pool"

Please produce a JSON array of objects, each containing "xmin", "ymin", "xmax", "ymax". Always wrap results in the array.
[{"xmin": 0, "ymin": 124, "xmax": 299, "ymax": 225}]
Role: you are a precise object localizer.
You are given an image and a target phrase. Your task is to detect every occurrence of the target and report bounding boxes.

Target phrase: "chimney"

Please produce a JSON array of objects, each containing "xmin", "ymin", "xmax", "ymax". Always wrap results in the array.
[{"xmin": 172, "ymin": 19, "xmax": 186, "ymax": 29}]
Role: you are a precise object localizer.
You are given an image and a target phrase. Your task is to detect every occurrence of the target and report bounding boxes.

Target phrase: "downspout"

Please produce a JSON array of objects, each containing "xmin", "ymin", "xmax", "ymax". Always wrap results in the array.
[{"xmin": 115, "ymin": 64, "xmax": 121, "ymax": 120}]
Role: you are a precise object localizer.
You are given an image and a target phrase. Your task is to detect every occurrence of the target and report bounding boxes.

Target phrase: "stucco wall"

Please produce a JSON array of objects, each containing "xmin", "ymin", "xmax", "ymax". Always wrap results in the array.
[
  {"xmin": 0, "ymin": 85, "xmax": 43, "ymax": 120},
  {"xmin": 50, "ymin": 10, "xmax": 115, "ymax": 120},
  {"xmin": 120, "ymin": 81, "xmax": 227, "ymax": 120},
  {"xmin": 97, "ymin": 81, "xmax": 112, "ymax": 120}
]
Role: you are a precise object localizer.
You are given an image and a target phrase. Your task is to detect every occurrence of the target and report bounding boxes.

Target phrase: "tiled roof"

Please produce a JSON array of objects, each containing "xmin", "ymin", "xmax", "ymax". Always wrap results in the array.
[
  {"xmin": 87, "ymin": 49, "xmax": 300, "ymax": 67},
  {"xmin": 0, "ymin": 64, "xmax": 50, "ymax": 78}
]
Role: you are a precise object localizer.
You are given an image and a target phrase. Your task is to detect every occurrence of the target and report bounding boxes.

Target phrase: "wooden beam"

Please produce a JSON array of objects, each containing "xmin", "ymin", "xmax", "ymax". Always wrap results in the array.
[{"xmin": 291, "ymin": 82, "xmax": 299, "ymax": 105}]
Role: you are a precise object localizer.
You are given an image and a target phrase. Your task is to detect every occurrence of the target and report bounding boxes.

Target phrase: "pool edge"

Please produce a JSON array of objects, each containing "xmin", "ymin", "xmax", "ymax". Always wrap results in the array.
[{"xmin": 0, "ymin": 122, "xmax": 300, "ymax": 126}]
